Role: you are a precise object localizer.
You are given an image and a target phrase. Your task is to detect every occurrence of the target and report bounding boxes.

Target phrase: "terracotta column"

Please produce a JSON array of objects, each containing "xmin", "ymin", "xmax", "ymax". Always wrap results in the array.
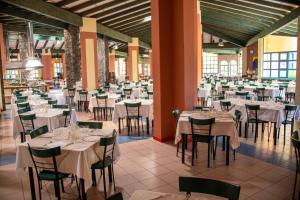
[
  {"xmin": 149, "ymin": 49, "xmax": 153, "ymax": 78},
  {"xmin": 295, "ymin": 16, "xmax": 300, "ymax": 104},
  {"xmin": 109, "ymin": 49, "xmax": 115, "ymax": 72},
  {"xmin": 127, "ymin": 38, "xmax": 139, "ymax": 81},
  {"xmin": 242, "ymin": 47, "xmax": 247, "ymax": 76},
  {"xmin": 257, "ymin": 38, "xmax": 263, "ymax": 81},
  {"xmin": 196, "ymin": 0, "xmax": 203, "ymax": 85},
  {"xmin": 80, "ymin": 17, "xmax": 99, "ymax": 91},
  {"xmin": 152, "ymin": 0, "xmax": 199, "ymax": 142},
  {"xmin": 41, "ymin": 49, "xmax": 53, "ymax": 80},
  {"xmin": 0, "ymin": 24, "xmax": 6, "ymax": 77},
  {"xmin": 61, "ymin": 54, "xmax": 67, "ymax": 80}
]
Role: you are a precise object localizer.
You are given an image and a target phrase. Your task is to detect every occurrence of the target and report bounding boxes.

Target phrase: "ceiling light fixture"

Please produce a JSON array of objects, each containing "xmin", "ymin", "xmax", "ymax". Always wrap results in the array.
[{"xmin": 218, "ymin": 39, "xmax": 224, "ymax": 47}]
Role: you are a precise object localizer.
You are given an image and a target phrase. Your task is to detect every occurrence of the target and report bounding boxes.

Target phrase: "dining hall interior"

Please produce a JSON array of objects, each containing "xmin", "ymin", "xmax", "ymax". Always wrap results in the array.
[{"xmin": 1, "ymin": 0, "xmax": 300, "ymax": 200}]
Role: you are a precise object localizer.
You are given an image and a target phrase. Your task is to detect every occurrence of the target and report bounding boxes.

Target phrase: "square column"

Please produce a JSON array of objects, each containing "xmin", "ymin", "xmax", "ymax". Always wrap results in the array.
[
  {"xmin": 80, "ymin": 17, "xmax": 99, "ymax": 91},
  {"xmin": 149, "ymin": 49, "xmax": 153, "ymax": 78},
  {"xmin": 152, "ymin": 0, "xmax": 200, "ymax": 141},
  {"xmin": 127, "ymin": 38, "xmax": 139, "ymax": 81},
  {"xmin": 41, "ymin": 49, "xmax": 53, "ymax": 80},
  {"xmin": 196, "ymin": 0, "xmax": 203, "ymax": 84},
  {"xmin": 109, "ymin": 49, "xmax": 115, "ymax": 72},
  {"xmin": 0, "ymin": 24, "xmax": 6, "ymax": 76}
]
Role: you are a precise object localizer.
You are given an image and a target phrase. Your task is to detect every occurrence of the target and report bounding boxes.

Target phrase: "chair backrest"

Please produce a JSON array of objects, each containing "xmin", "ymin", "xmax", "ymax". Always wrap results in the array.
[
  {"xmin": 235, "ymin": 91, "xmax": 249, "ymax": 97},
  {"xmin": 284, "ymin": 104, "xmax": 297, "ymax": 122},
  {"xmin": 17, "ymin": 102, "xmax": 30, "ymax": 108},
  {"xmin": 245, "ymin": 104, "xmax": 260, "ymax": 121},
  {"xmin": 179, "ymin": 176, "xmax": 240, "ymax": 200},
  {"xmin": 28, "ymin": 144, "xmax": 61, "ymax": 180},
  {"xmin": 48, "ymin": 100, "xmax": 58, "ymax": 105},
  {"xmin": 107, "ymin": 192, "xmax": 123, "ymax": 200},
  {"xmin": 286, "ymin": 92, "xmax": 295, "ymax": 103},
  {"xmin": 77, "ymin": 121, "xmax": 103, "ymax": 129},
  {"xmin": 237, "ymin": 86, "xmax": 244, "ymax": 91},
  {"xmin": 52, "ymin": 104, "xmax": 69, "ymax": 109},
  {"xmin": 292, "ymin": 131, "xmax": 300, "ymax": 173},
  {"xmin": 123, "ymin": 88, "xmax": 132, "ymax": 96},
  {"xmin": 96, "ymin": 95, "xmax": 108, "ymax": 107},
  {"xmin": 147, "ymin": 91, "xmax": 153, "ymax": 99},
  {"xmin": 67, "ymin": 88, "xmax": 76, "ymax": 97},
  {"xmin": 98, "ymin": 130, "xmax": 117, "ymax": 161},
  {"xmin": 193, "ymin": 106, "xmax": 211, "ymax": 111},
  {"xmin": 189, "ymin": 117, "xmax": 215, "ymax": 139},
  {"xmin": 18, "ymin": 107, "xmax": 31, "ymax": 114},
  {"xmin": 234, "ymin": 110, "xmax": 242, "ymax": 128},
  {"xmin": 15, "ymin": 99, "xmax": 27, "ymax": 104},
  {"xmin": 79, "ymin": 90, "xmax": 88, "ymax": 101},
  {"xmin": 125, "ymin": 102, "xmax": 141, "ymax": 117},
  {"xmin": 17, "ymin": 96, "xmax": 27, "ymax": 101},
  {"xmin": 30, "ymin": 125, "xmax": 49, "ymax": 139},
  {"xmin": 220, "ymin": 101, "xmax": 231, "ymax": 112}
]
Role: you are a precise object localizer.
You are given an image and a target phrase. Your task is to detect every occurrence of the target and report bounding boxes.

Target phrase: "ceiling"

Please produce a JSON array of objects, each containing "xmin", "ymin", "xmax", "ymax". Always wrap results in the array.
[{"xmin": 0, "ymin": 0, "xmax": 299, "ymax": 53}]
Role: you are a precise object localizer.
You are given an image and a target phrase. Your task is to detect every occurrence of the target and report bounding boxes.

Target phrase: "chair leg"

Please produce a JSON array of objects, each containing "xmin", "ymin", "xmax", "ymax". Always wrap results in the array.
[
  {"xmin": 54, "ymin": 180, "xmax": 61, "ymax": 200},
  {"xmin": 60, "ymin": 179, "xmax": 65, "ymax": 193},
  {"xmin": 284, "ymin": 124, "xmax": 286, "ymax": 145},
  {"xmin": 176, "ymin": 142, "xmax": 179, "ymax": 157},
  {"xmin": 137, "ymin": 119, "xmax": 140, "ymax": 136},
  {"xmin": 37, "ymin": 180, "xmax": 42, "ymax": 200},
  {"xmin": 92, "ymin": 169, "xmax": 96, "ymax": 186},
  {"xmin": 102, "ymin": 169, "xmax": 107, "ymax": 199},
  {"xmin": 191, "ymin": 141, "xmax": 195, "ymax": 166},
  {"xmin": 245, "ymin": 123, "xmax": 248, "ymax": 138},
  {"xmin": 108, "ymin": 165, "xmax": 113, "ymax": 183},
  {"xmin": 222, "ymin": 136, "xmax": 225, "ymax": 151},
  {"xmin": 208, "ymin": 141, "xmax": 211, "ymax": 168},
  {"xmin": 293, "ymin": 170, "xmax": 298, "ymax": 200},
  {"xmin": 254, "ymin": 123, "xmax": 258, "ymax": 143},
  {"xmin": 75, "ymin": 176, "xmax": 81, "ymax": 199},
  {"xmin": 111, "ymin": 164, "xmax": 116, "ymax": 191}
]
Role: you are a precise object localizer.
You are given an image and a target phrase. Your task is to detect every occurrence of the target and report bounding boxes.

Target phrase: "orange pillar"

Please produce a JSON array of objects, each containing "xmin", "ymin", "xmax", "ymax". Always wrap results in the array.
[
  {"xmin": 61, "ymin": 54, "xmax": 67, "ymax": 80},
  {"xmin": 196, "ymin": 1, "xmax": 203, "ymax": 84},
  {"xmin": 80, "ymin": 17, "xmax": 99, "ymax": 91},
  {"xmin": 109, "ymin": 49, "xmax": 115, "ymax": 72},
  {"xmin": 0, "ymin": 23, "xmax": 7, "ymax": 76},
  {"xmin": 41, "ymin": 50, "xmax": 53, "ymax": 80},
  {"xmin": 127, "ymin": 38, "xmax": 139, "ymax": 81},
  {"xmin": 152, "ymin": 0, "xmax": 199, "ymax": 142},
  {"xmin": 149, "ymin": 49, "xmax": 153, "ymax": 78}
]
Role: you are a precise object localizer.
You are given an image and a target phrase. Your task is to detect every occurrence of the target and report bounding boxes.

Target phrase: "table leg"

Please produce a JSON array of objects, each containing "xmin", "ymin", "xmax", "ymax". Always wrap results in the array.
[
  {"xmin": 118, "ymin": 118, "xmax": 121, "ymax": 134},
  {"xmin": 146, "ymin": 117, "xmax": 150, "ymax": 135},
  {"xmin": 226, "ymin": 136, "xmax": 230, "ymax": 165},
  {"xmin": 181, "ymin": 134, "xmax": 186, "ymax": 164},
  {"xmin": 80, "ymin": 179, "xmax": 87, "ymax": 200},
  {"xmin": 28, "ymin": 167, "xmax": 36, "ymax": 200},
  {"xmin": 273, "ymin": 122, "xmax": 277, "ymax": 145}
]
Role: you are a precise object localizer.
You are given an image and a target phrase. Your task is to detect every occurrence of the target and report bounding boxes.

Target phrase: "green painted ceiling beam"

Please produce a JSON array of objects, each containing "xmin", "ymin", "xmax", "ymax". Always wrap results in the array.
[
  {"xmin": 4, "ymin": 25, "xmax": 64, "ymax": 37},
  {"xmin": 97, "ymin": 23, "xmax": 151, "ymax": 49},
  {"xmin": 2, "ymin": 0, "xmax": 82, "ymax": 26},
  {"xmin": 246, "ymin": 6, "xmax": 300, "ymax": 46},
  {"xmin": 115, "ymin": 51, "xmax": 128, "ymax": 57}
]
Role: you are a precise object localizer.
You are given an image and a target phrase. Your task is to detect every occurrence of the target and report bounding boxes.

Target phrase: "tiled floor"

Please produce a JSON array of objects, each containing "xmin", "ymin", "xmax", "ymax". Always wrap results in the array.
[{"xmin": 0, "ymin": 108, "xmax": 299, "ymax": 200}]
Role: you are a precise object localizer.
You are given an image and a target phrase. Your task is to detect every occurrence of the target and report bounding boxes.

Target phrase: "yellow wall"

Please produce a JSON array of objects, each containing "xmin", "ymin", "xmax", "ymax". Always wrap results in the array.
[
  {"xmin": 85, "ymin": 39, "xmax": 96, "ymax": 91},
  {"xmin": 264, "ymin": 35, "xmax": 297, "ymax": 53},
  {"xmin": 80, "ymin": 17, "xmax": 97, "ymax": 33}
]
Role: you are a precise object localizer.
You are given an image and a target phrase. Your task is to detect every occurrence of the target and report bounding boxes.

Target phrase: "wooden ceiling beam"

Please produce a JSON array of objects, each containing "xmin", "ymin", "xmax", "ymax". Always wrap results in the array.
[
  {"xmin": 235, "ymin": 0, "xmax": 295, "ymax": 11},
  {"xmin": 68, "ymin": 0, "xmax": 105, "ymax": 12},
  {"xmin": 246, "ymin": 6, "xmax": 300, "ymax": 46},
  {"xmin": 90, "ymin": 0, "xmax": 150, "ymax": 19},
  {"xmin": 202, "ymin": 24, "xmax": 245, "ymax": 47},
  {"xmin": 100, "ymin": 7, "xmax": 150, "ymax": 24},
  {"xmin": 104, "ymin": 11, "xmax": 151, "ymax": 26},
  {"xmin": 1, "ymin": 0, "xmax": 82, "ymax": 26},
  {"xmin": 80, "ymin": 0, "xmax": 124, "ymax": 16},
  {"xmin": 112, "ymin": 16, "xmax": 149, "ymax": 29},
  {"xmin": 200, "ymin": 0, "xmax": 281, "ymax": 20},
  {"xmin": 42, "ymin": 40, "xmax": 49, "ymax": 49},
  {"xmin": 56, "ymin": 0, "xmax": 79, "ymax": 7},
  {"xmin": 4, "ymin": 25, "xmax": 64, "ymax": 37},
  {"xmin": 118, "ymin": 21, "xmax": 151, "ymax": 32},
  {"xmin": 0, "ymin": 3, "xmax": 67, "ymax": 29}
]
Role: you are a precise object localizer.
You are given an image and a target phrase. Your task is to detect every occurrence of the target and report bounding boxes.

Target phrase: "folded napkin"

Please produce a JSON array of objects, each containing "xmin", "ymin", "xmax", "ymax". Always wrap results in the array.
[{"xmin": 46, "ymin": 141, "xmax": 72, "ymax": 148}]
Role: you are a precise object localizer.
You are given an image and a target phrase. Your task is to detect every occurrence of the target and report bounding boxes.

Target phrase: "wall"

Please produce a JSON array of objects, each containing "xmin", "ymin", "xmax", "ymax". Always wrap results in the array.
[
  {"xmin": 247, "ymin": 42, "xmax": 258, "ymax": 72},
  {"xmin": 264, "ymin": 35, "xmax": 297, "ymax": 53}
]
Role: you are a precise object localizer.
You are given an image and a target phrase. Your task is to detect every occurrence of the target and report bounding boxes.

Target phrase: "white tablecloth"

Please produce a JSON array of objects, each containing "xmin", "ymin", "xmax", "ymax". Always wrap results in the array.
[
  {"xmin": 11, "ymin": 99, "xmax": 49, "ymax": 118},
  {"xmin": 213, "ymin": 98, "xmax": 300, "ymax": 128},
  {"xmin": 16, "ymin": 127, "xmax": 120, "ymax": 191},
  {"xmin": 198, "ymin": 87, "xmax": 211, "ymax": 99},
  {"xmin": 112, "ymin": 99, "xmax": 153, "ymax": 123},
  {"xmin": 47, "ymin": 89, "xmax": 66, "ymax": 104},
  {"xmin": 88, "ymin": 94, "xmax": 120, "ymax": 112},
  {"xmin": 175, "ymin": 111, "xmax": 240, "ymax": 149},
  {"xmin": 12, "ymin": 108, "xmax": 77, "ymax": 139},
  {"xmin": 130, "ymin": 190, "xmax": 206, "ymax": 200}
]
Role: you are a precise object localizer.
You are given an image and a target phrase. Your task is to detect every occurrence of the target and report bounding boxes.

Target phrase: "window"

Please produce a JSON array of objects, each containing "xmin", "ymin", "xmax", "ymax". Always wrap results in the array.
[
  {"xmin": 144, "ymin": 64, "xmax": 150, "ymax": 76},
  {"xmin": 220, "ymin": 60, "xmax": 229, "ymax": 76},
  {"xmin": 138, "ymin": 64, "xmax": 143, "ymax": 75},
  {"xmin": 203, "ymin": 53, "xmax": 218, "ymax": 76},
  {"xmin": 54, "ymin": 62, "xmax": 63, "ymax": 77},
  {"xmin": 6, "ymin": 70, "xmax": 19, "ymax": 79},
  {"xmin": 263, "ymin": 51, "xmax": 296, "ymax": 79},
  {"xmin": 29, "ymin": 70, "xmax": 40, "ymax": 79},
  {"xmin": 114, "ymin": 58, "xmax": 126, "ymax": 78},
  {"xmin": 229, "ymin": 60, "xmax": 238, "ymax": 76}
]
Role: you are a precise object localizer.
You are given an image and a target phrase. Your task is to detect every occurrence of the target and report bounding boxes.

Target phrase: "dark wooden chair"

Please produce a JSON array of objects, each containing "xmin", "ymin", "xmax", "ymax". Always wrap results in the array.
[
  {"xmin": 179, "ymin": 176, "xmax": 240, "ymax": 200},
  {"xmin": 95, "ymin": 95, "xmax": 109, "ymax": 120},
  {"xmin": 245, "ymin": 104, "xmax": 265, "ymax": 143},
  {"xmin": 291, "ymin": 131, "xmax": 300, "ymax": 200},
  {"xmin": 125, "ymin": 102, "xmax": 143, "ymax": 136},
  {"xmin": 279, "ymin": 104, "xmax": 297, "ymax": 145},
  {"xmin": 30, "ymin": 125, "xmax": 49, "ymax": 139},
  {"xmin": 77, "ymin": 121, "xmax": 103, "ymax": 129},
  {"xmin": 78, "ymin": 90, "xmax": 88, "ymax": 112},
  {"xmin": 91, "ymin": 130, "xmax": 117, "ymax": 199},
  {"xmin": 107, "ymin": 192, "xmax": 123, "ymax": 200},
  {"xmin": 188, "ymin": 117, "xmax": 215, "ymax": 167},
  {"xmin": 28, "ymin": 145, "xmax": 80, "ymax": 200},
  {"xmin": 19, "ymin": 113, "xmax": 36, "ymax": 142}
]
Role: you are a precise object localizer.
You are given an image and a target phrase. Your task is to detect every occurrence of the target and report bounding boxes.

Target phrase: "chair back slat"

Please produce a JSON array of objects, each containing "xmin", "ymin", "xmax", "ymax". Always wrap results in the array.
[
  {"xmin": 77, "ymin": 121, "xmax": 103, "ymax": 129},
  {"xmin": 179, "ymin": 176, "xmax": 240, "ymax": 200},
  {"xmin": 30, "ymin": 125, "xmax": 49, "ymax": 139},
  {"xmin": 125, "ymin": 102, "xmax": 141, "ymax": 117}
]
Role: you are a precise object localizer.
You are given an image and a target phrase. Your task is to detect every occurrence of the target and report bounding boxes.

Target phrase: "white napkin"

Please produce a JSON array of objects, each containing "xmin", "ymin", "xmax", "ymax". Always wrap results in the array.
[{"xmin": 46, "ymin": 141, "xmax": 72, "ymax": 148}]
